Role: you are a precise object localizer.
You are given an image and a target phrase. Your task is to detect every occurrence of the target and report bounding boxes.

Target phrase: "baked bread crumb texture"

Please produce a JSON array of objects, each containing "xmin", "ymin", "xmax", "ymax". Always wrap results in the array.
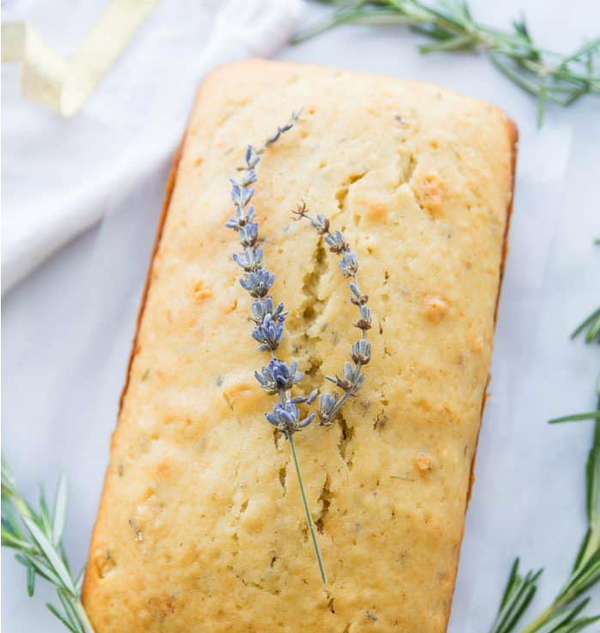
[{"xmin": 83, "ymin": 60, "xmax": 516, "ymax": 633}]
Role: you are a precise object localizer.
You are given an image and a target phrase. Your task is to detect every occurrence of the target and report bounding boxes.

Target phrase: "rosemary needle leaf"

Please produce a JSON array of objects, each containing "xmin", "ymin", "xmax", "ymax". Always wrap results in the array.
[
  {"xmin": 553, "ymin": 598, "xmax": 591, "ymax": 625},
  {"xmin": 46, "ymin": 603, "xmax": 78, "ymax": 633},
  {"xmin": 26, "ymin": 561, "xmax": 36, "ymax": 597},
  {"xmin": 57, "ymin": 588, "xmax": 85, "ymax": 633},
  {"xmin": 21, "ymin": 516, "xmax": 76, "ymax": 593},
  {"xmin": 19, "ymin": 549, "xmax": 63, "ymax": 585},
  {"xmin": 565, "ymin": 615, "xmax": 600, "ymax": 632},
  {"xmin": 587, "ymin": 430, "xmax": 600, "ymax": 524},
  {"xmin": 500, "ymin": 558, "xmax": 525, "ymax": 610},
  {"xmin": 39, "ymin": 487, "xmax": 53, "ymax": 535},
  {"xmin": 549, "ymin": 412, "xmax": 600, "ymax": 423},
  {"xmin": 1, "ymin": 527, "xmax": 33, "ymax": 551},
  {"xmin": 573, "ymin": 529, "xmax": 593, "ymax": 573},
  {"xmin": 571, "ymin": 307, "xmax": 600, "ymax": 343},
  {"xmin": 75, "ymin": 567, "xmax": 85, "ymax": 592},
  {"xmin": 565, "ymin": 552, "xmax": 600, "ymax": 597},
  {"xmin": 52, "ymin": 473, "xmax": 68, "ymax": 546}
]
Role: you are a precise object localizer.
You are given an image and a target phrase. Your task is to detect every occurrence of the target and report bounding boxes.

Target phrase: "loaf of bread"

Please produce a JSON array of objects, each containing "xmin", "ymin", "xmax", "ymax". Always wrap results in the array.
[{"xmin": 82, "ymin": 60, "xmax": 517, "ymax": 632}]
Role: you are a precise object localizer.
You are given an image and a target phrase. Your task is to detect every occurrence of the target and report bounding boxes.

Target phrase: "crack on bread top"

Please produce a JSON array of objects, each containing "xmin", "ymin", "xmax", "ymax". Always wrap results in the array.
[
  {"xmin": 315, "ymin": 475, "xmax": 332, "ymax": 534},
  {"xmin": 334, "ymin": 172, "xmax": 368, "ymax": 214}
]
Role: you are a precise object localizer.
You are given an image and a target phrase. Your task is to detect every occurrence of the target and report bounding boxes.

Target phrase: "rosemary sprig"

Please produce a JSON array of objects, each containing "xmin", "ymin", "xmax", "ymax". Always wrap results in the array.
[
  {"xmin": 292, "ymin": 0, "xmax": 600, "ymax": 125},
  {"xmin": 1, "ymin": 458, "xmax": 95, "ymax": 633},
  {"xmin": 489, "ymin": 301, "xmax": 600, "ymax": 633}
]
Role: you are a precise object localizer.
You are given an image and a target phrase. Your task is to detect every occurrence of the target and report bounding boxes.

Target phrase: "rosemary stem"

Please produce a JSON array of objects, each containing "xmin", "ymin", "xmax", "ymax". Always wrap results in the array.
[
  {"xmin": 518, "ymin": 604, "xmax": 556, "ymax": 633},
  {"xmin": 580, "ymin": 518, "xmax": 600, "ymax": 567},
  {"xmin": 10, "ymin": 493, "xmax": 33, "ymax": 523},
  {"xmin": 287, "ymin": 433, "xmax": 328, "ymax": 585},
  {"xmin": 75, "ymin": 600, "xmax": 96, "ymax": 633}
]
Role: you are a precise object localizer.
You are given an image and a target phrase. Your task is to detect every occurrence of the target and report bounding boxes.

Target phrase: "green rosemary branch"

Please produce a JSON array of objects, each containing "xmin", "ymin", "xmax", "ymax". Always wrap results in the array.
[
  {"xmin": 489, "ymin": 302, "xmax": 600, "ymax": 633},
  {"xmin": 292, "ymin": 0, "xmax": 600, "ymax": 125},
  {"xmin": 1, "ymin": 458, "xmax": 95, "ymax": 633}
]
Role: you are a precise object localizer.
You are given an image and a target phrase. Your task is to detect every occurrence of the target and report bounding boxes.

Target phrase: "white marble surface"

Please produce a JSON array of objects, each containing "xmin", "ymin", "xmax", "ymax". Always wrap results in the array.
[{"xmin": 2, "ymin": 1, "xmax": 600, "ymax": 631}]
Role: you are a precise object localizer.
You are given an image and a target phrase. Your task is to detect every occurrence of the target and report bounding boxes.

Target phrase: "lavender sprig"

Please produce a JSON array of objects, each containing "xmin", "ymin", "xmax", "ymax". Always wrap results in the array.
[
  {"xmin": 226, "ymin": 112, "xmax": 328, "ymax": 585},
  {"xmin": 292, "ymin": 201, "xmax": 372, "ymax": 426}
]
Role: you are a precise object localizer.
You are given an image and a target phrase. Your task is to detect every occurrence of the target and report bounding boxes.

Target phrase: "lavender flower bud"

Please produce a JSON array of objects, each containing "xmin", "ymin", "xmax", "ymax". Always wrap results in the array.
[
  {"xmin": 225, "ymin": 207, "xmax": 245, "ymax": 231},
  {"xmin": 318, "ymin": 392, "xmax": 340, "ymax": 425},
  {"xmin": 355, "ymin": 304, "xmax": 372, "ymax": 330},
  {"xmin": 233, "ymin": 246, "xmax": 263, "ymax": 271},
  {"xmin": 291, "ymin": 389, "xmax": 319, "ymax": 405},
  {"xmin": 231, "ymin": 181, "xmax": 254, "ymax": 207},
  {"xmin": 266, "ymin": 402, "xmax": 315, "ymax": 437},
  {"xmin": 339, "ymin": 252, "xmax": 358, "ymax": 277},
  {"xmin": 251, "ymin": 297, "xmax": 287, "ymax": 324},
  {"xmin": 325, "ymin": 230, "xmax": 350, "ymax": 254},
  {"xmin": 252, "ymin": 314, "xmax": 284, "ymax": 351},
  {"xmin": 343, "ymin": 361, "xmax": 359, "ymax": 383},
  {"xmin": 240, "ymin": 169, "xmax": 257, "ymax": 187},
  {"xmin": 349, "ymin": 283, "xmax": 368, "ymax": 305},
  {"xmin": 351, "ymin": 339, "xmax": 371, "ymax": 365},
  {"xmin": 255, "ymin": 359, "xmax": 303, "ymax": 394},
  {"xmin": 226, "ymin": 205, "xmax": 256, "ymax": 231},
  {"xmin": 311, "ymin": 214, "xmax": 330, "ymax": 234},
  {"xmin": 326, "ymin": 360, "xmax": 364, "ymax": 393},
  {"xmin": 240, "ymin": 269, "xmax": 274, "ymax": 298},
  {"xmin": 326, "ymin": 375, "xmax": 352, "ymax": 391},
  {"xmin": 238, "ymin": 223, "xmax": 258, "ymax": 247},
  {"xmin": 245, "ymin": 145, "xmax": 260, "ymax": 169}
]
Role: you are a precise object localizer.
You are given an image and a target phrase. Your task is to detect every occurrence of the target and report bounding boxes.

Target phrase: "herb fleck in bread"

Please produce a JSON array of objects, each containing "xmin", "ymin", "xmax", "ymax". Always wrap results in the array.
[{"xmin": 83, "ymin": 60, "xmax": 517, "ymax": 632}]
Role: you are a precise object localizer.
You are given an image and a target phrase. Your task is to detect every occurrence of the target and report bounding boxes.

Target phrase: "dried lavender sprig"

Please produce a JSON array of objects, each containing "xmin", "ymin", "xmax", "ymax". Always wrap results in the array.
[
  {"xmin": 225, "ymin": 113, "xmax": 328, "ymax": 585},
  {"xmin": 292, "ymin": 202, "xmax": 372, "ymax": 426}
]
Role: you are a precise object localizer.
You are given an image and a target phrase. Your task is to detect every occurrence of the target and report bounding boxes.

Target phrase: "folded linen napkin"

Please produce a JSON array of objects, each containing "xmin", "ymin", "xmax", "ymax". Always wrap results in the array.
[{"xmin": 1, "ymin": 0, "xmax": 303, "ymax": 293}]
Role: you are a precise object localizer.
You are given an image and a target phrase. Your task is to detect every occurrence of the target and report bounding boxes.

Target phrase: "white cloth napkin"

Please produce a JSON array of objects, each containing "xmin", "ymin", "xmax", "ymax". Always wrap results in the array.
[{"xmin": 1, "ymin": 0, "xmax": 304, "ymax": 294}]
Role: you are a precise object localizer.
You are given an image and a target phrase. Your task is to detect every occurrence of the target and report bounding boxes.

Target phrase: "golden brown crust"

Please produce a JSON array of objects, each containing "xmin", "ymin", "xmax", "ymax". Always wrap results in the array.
[
  {"xmin": 83, "ymin": 60, "xmax": 517, "ymax": 632},
  {"xmin": 495, "ymin": 118, "xmax": 518, "ymax": 323},
  {"xmin": 119, "ymin": 142, "xmax": 184, "ymax": 413}
]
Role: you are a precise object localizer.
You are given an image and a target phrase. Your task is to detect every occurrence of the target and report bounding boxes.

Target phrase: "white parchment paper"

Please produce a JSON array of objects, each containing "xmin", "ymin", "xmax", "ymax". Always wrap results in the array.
[{"xmin": 2, "ymin": 1, "xmax": 600, "ymax": 631}]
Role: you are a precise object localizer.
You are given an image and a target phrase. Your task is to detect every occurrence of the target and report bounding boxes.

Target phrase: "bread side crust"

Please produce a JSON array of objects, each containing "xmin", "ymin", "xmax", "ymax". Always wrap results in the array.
[{"xmin": 443, "ymin": 117, "xmax": 518, "ymax": 629}]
